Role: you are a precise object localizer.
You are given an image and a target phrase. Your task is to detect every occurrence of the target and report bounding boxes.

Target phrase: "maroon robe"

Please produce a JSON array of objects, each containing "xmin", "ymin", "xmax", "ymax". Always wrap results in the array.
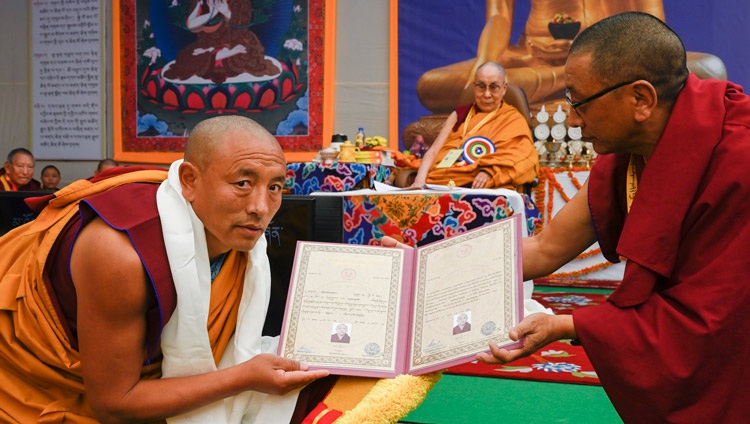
[
  {"xmin": 43, "ymin": 182, "xmax": 177, "ymax": 361},
  {"xmin": 574, "ymin": 74, "xmax": 750, "ymax": 422}
]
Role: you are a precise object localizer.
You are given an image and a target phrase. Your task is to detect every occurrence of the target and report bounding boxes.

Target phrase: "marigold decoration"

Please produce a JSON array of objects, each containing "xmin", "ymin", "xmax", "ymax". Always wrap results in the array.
[
  {"xmin": 548, "ymin": 261, "xmax": 614, "ymax": 279},
  {"xmin": 534, "ymin": 165, "xmax": 621, "ymax": 278},
  {"xmin": 535, "ymin": 166, "xmax": 590, "ymax": 230},
  {"xmin": 575, "ymin": 247, "xmax": 603, "ymax": 260}
]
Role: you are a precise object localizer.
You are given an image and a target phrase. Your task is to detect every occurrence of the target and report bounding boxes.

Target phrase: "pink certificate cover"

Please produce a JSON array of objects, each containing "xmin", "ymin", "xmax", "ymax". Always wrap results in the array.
[{"xmin": 278, "ymin": 214, "xmax": 524, "ymax": 378}]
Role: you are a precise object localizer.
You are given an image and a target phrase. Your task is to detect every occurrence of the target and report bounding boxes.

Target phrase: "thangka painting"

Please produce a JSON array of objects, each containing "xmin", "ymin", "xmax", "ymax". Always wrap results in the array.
[{"xmin": 114, "ymin": 0, "xmax": 332, "ymax": 163}]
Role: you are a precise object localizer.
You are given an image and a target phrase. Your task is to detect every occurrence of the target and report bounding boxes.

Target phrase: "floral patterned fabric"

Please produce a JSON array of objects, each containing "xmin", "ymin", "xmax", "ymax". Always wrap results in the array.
[
  {"xmin": 342, "ymin": 192, "xmax": 541, "ymax": 247},
  {"xmin": 284, "ymin": 162, "xmax": 393, "ymax": 195},
  {"xmin": 444, "ymin": 339, "xmax": 599, "ymax": 386}
]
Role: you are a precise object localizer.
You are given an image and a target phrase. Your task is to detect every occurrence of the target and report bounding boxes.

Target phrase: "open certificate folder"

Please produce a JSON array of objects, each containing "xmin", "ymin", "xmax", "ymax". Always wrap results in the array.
[{"xmin": 278, "ymin": 215, "xmax": 524, "ymax": 378}]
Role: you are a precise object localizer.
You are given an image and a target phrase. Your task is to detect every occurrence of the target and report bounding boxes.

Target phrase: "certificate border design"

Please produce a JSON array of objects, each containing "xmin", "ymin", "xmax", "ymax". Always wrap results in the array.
[{"xmin": 282, "ymin": 244, "xmax": 404, "ymax": 372}]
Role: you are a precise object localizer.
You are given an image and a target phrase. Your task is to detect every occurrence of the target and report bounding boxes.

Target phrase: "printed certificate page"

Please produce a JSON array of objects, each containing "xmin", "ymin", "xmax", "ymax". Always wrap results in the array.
[
  {"xmin": 408, "ymin": 215, "xmax": 524, "ymax": 374},
  {"xmin": 278, "ymin": 243, "xmax": 414, "ymax": 378}
]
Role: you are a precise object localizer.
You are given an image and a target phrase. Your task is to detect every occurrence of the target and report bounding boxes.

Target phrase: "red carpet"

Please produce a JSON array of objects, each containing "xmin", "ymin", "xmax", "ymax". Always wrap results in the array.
[
  {"xmin": 444, "ymin": 339, "xmax": 600, "ymax": 385},
  {"xmin": 444, "ymin": 291, "xmax": 610, "ymax": 385},
  {"xmin": 534, "ymin": 277, "xmax": 620, "ymax": 289}
]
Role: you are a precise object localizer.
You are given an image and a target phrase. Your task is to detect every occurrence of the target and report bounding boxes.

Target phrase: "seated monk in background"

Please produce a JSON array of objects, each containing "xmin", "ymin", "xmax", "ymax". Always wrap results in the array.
[{"xmin": 410, "ymin": 62, "xmax": 539, "ymax": 190}]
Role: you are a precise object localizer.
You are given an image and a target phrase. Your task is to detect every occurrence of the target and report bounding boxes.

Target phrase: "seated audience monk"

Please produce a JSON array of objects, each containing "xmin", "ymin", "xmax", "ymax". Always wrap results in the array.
[
  {"xmin": 95, "ymin": 157, "xmax": 120, "ymax": 175},
  {"xmin": 410, "ymin": 62, "xmax": 538, "ymax": 190},
  {"xmin": 0, "ymin": 116, "xmax": 331, "ymax": 422},
  {"xmin": 0, "ymin": 147, "xmax": 42, "ymax": 191},
  {"xmin": 475, "ymin": 12, "xmax": 750, "ymax": 422},
  {"xmin": 40, "ymin": 164, "xmax": 62, "ymax": 190}
]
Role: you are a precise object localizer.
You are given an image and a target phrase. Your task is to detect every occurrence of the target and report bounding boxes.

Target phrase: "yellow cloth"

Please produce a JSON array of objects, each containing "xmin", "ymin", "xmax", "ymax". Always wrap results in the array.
[
  {"xmin": 426, "ymin": 102, "xmax": 539, "ymax": 189},
  {"xmin": 208, "ymin": 250, "xmax": 246, "ymax": 365},
  {"xmin": 0, "ymin": 170, "xmax": 244, "ymax": 423},
  {"xmin": 0, "ymin": 173, "xmax": 15, "ymax": 191},
  {"xmin": 336, "ymin": 372, "xmax": 443, "ymax": 424}
]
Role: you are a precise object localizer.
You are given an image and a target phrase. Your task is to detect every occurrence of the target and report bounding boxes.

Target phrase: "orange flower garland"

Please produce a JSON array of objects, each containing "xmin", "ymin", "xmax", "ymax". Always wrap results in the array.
[
  {"xmin": 576, "ymin": 247, "xmax": 603, "ymax": 259},
  {"xmin": 548, "ymin": 261, "xmax": 613, "ymax": 279},
  {"xmin": 534, "ymin": 166, "xmax": 591, "ymax": 229},
  {"xmin": 567, "ymin": 168, "xmax": 583, "ymax": 190},
  {"xmin": 533, "ymin": 165, "xmax": 620, "ymax": 278}
]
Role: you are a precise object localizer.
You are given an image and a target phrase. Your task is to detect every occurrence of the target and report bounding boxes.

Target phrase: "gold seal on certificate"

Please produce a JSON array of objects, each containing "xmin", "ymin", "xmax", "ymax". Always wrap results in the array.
[{"xmin": 480, "ymin": 321, "xmax": 497, "ymax": 336}]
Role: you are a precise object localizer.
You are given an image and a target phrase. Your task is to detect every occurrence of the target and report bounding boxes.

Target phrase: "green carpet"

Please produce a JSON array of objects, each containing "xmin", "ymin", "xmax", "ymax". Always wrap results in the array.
[
  {"xmin": 402, "ymin": 285, "xmax": 622, "ymax": 423},
  {"xmin": 401, "ymin": 374, "xmax": 622, "ymax": 423}
]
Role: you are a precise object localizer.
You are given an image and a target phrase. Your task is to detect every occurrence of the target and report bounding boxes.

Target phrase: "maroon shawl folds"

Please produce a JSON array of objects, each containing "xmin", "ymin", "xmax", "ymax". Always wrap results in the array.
[{"xmin": 575, "ymin": 74, "xmax": 750, "ymax": 422}]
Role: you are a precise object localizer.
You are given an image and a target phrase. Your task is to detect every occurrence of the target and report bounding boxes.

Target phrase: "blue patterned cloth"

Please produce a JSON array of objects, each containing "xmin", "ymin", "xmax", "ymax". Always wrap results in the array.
[{"xmin": 284, "ymin": 162, "xmax": 393, "ymax": 195}]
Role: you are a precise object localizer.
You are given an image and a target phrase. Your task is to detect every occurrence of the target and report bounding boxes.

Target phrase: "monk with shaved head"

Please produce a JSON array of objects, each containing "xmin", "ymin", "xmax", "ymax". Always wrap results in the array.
[{"xmin": 0, "ymin": 115, "xmax": 331, "ymax": 422}]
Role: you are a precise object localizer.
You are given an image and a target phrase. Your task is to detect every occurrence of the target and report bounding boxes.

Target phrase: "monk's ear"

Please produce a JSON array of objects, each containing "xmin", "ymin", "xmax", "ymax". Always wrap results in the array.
[
  {"xmin": 631, "ymin": 80, "xmax": 658, "ymax": 123},
  {"xmin": 178, "ymin": 161, "xmax": 199, "ymax": 202}
]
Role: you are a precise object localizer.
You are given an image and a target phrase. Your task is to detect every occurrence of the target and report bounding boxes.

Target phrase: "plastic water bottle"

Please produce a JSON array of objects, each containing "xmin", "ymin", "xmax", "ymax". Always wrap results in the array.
[{"xmin": 355, "ymin": 127, "xmax": 365, "ymax": 148}]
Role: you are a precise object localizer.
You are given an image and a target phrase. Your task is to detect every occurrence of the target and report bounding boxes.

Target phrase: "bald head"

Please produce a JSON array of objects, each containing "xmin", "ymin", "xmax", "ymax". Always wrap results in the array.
[
  {"xmin": 185, "ymin": 115, "xmax": 283, "ymax": 170},
  {"xmin": 96, "ymin": 158, "xmax": 119, "ymax": 175},
  {"xmin": 179, "ymin": 115, "xmax": 287, "ymax": 257},
  {"xmin": 476, "ymin": 62, "xmax": 507, "ymax": 81}
]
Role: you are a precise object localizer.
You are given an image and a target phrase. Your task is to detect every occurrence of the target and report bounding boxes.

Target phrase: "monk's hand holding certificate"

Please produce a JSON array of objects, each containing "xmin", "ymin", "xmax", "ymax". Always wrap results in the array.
[{"xmin": 277, "ymin": 215, "xmax": 524, "ymax": 378}]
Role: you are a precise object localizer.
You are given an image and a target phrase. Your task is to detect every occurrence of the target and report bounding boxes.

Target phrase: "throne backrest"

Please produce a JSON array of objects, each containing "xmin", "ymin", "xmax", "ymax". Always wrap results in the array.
[{"xmin": 503, "ymin": 82, "xmax": 532, "ymax": 128}]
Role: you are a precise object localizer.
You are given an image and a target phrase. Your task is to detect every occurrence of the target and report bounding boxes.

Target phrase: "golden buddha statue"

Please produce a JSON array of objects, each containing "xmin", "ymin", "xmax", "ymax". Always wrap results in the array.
[{"xmin": 416, "ymin": 0, "xmax": 726, "ymax": 115}]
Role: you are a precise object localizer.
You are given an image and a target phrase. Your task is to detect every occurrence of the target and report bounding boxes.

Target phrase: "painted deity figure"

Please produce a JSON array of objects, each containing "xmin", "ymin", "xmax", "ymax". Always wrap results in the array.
[{"xmin": 163, "ymin": 0, "xmax": 280, "ymax": 84}]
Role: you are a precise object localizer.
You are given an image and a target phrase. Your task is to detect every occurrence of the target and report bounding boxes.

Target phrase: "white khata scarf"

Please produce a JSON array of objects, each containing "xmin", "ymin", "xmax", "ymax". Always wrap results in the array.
[{"xmin": 157, "ymin": 159, "xmax": 300, "ymax": 423}]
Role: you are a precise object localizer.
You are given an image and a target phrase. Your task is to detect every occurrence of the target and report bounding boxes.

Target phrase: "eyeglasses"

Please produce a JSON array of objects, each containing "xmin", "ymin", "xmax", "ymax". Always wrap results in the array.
[
  {"xmin": 565, "ymin": 80, "xmax": 638, "ymax": 111},
  {"xmin": 473, "ymin": 81, "xmax": 506, "ymax": 93}
]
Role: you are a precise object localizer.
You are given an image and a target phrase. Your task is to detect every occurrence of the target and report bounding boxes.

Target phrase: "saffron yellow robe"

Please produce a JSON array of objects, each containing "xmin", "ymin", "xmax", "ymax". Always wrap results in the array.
[
  {"xmin": 426, "ymin": 102, "xmax": 539, "ymax": 189},
  {"xmin": 0, "ymin": 170, "xmax": 244, "ymax": 423}
]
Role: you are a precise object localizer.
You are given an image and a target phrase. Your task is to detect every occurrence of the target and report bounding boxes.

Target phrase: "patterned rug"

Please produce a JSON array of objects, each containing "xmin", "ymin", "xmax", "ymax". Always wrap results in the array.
[
  {"xmin": 444, "ymin": 291, "xmax": 610, "ymax": 386},
  {"xmin": 444, "ymin": 339, "xmax": 600, "ymax": 385},
  {"xmin": 532, "ymin": 291, "xmax": 610, "ymax": 315},
  {"xmin": 534, "ymin": 277, "xmax": 620, "ymax": 289}
]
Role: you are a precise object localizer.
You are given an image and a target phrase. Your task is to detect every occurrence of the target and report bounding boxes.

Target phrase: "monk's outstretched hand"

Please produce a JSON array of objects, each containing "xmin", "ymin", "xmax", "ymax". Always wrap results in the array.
[
  {"xmin": 380, "ymin": 236, "xmax": 412, "ymax": 249},
  {"xmin": 476, "ymin": 313, "xmax": 575, "ymax": 364},
  {"xmin": 241, "ymin": 353, "xmax": 329, "ymax": 396}
]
